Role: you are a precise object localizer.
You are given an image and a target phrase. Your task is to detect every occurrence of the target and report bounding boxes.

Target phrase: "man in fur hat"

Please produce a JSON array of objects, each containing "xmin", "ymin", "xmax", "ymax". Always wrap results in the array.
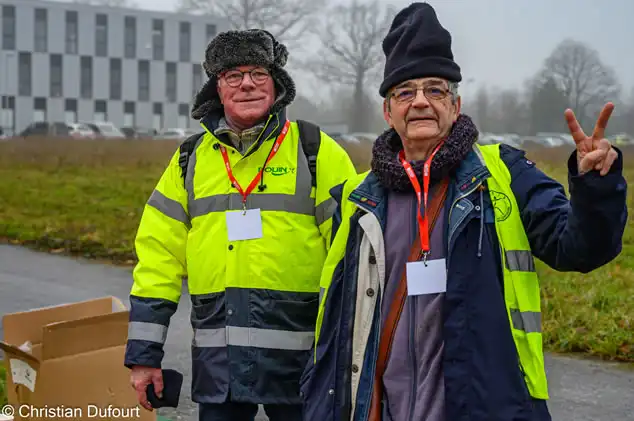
[
  {"xmin": 124, "ymin": 29, "xmax": 356, "ymax": 420},
  {"xmin": 301, "ymin": 2, "xmax": 627, "ymax": 421}
]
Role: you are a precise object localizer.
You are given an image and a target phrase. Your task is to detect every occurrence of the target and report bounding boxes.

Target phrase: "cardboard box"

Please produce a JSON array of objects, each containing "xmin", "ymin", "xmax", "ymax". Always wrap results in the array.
[{"xmin": 0, "ymin": 296, "xmax": 156, "ymax": 421}]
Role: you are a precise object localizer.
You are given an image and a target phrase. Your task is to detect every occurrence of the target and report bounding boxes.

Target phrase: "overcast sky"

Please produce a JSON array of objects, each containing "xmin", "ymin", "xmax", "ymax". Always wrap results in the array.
[{"xmin": 93, "ymin": 0, "xmax": 634, "ymax": 104}]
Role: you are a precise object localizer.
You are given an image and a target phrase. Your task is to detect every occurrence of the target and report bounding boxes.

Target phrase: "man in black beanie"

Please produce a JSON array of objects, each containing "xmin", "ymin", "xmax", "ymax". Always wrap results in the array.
[
  {"xmin": 301, "ymin": 2, "xmax": 626, "ymax": 421},
  {"xmin": 124, "ymin": 28, "xmax": 356, "ymax": 421}
]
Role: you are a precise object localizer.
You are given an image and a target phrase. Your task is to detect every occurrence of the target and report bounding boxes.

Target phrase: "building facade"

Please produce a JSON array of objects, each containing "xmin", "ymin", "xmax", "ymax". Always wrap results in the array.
[{"xmin": 0, "ymin": 0, "xmax": 225, "ymax": 135}]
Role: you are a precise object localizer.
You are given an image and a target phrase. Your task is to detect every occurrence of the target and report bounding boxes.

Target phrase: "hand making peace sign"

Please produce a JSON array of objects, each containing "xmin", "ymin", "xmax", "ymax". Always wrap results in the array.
[{"xmin": 564, "ymin": 102, "xmax": 618, "ymax": 176}]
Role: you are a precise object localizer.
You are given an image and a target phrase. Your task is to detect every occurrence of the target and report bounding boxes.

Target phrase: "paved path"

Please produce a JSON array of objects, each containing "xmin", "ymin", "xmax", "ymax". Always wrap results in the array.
[{"xmin": 1, "ymin": 244, "xmax": 633, "ymax": 421}]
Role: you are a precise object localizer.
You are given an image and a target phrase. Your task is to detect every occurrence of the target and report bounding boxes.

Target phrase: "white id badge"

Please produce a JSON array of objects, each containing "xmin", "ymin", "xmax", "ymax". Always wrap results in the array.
[
  {"xmin": 226, "ymin": 208, "xmax": 263, "ymax": 241},
  {"xmin": 406, "ymin": 258, "xmax": 447, "ymax": 296}
]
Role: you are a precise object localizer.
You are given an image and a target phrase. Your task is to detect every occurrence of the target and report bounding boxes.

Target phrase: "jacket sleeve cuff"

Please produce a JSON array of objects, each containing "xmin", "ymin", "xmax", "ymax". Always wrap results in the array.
[
  {"xmin": 124, "ymin": 340, "xmax": 165, "ymax": 369},
  {"xmin": 567, "ymin": 147, "xmax": 625, "ymax": 198}
]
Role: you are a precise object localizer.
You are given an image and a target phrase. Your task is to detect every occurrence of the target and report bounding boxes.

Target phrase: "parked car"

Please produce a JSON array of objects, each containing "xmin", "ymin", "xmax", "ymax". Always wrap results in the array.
[
  {"xmin": 349, "ymin": 132, "xmax": 379, "ymax": 143},
  {"xmin": 81, "ymin": 121, "xmax": 126, "ymax": 138},
  {"xmin": 157, "ymin": 128, "xmax": 200, "ymax": 141},
  {"xmin": 536, "ymin": 132, "xmax": 574, "ymax": 147},
  {"xmin": 68, "ymin": 123, "xmax": 97, "ymax": 139},
  {"xmin": 610, "ymin": 133, "xmax": 633, "ymax": 146},
  {"xmin": 19, "ymin": 121, "xmax": 71, "ymax": 138},
  {"xmin": 134, "ymin": 127, "xmax": 159, "ymax": 138}
]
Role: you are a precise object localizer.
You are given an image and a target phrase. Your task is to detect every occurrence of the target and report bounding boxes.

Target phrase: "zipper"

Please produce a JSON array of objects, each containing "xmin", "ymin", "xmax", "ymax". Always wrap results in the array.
[{"xmin": 447, "ymin": 180, "xmax": 484, "ymax": 255}]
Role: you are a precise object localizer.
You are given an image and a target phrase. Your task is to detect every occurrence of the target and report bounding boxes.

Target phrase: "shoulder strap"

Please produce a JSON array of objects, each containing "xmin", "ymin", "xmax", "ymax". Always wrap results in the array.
[
  {"xmin": 367, "ymin": 177, "xmax": 450, "ymax": 421},
  {"xmin": 178, "ymin": 132, "xmax": 204, "ymax": 188},
  {"xmin": 296, "ymin": 119, "xmax": 322, "ymax": 188}
]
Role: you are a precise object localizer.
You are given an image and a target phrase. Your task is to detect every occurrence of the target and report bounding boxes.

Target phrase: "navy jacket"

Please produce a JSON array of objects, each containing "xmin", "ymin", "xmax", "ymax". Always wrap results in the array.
[{"xmin": 300, "ymin": 144, "xmax": 627, "ymax": 421}]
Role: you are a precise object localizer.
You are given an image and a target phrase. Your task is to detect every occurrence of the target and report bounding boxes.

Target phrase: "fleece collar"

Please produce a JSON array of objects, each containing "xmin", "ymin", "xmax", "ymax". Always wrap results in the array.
[{"xmin": 370, "ymin": 114, "xmax": 479, "ymax": 192}]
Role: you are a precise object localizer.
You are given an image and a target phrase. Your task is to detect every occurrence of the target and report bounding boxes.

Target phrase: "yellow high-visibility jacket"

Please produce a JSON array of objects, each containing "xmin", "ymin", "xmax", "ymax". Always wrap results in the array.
[{"xmin": 123, "ymin": 110, "xmax": 357, "ymax": 405}]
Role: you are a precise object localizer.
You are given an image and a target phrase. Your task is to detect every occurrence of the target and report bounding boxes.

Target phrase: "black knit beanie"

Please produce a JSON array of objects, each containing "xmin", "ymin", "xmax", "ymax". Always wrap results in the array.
[
  {"xmin": 191, "ymin": 29, "xmax": 296, "ymax": 120},
  {"xmin": 379, "ymin": 2, "xmax": 462, "ymax": 97}
]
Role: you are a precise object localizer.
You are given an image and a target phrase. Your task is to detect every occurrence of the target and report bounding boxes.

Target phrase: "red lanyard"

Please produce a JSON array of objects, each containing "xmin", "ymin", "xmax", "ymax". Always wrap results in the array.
[
  {"xmin": 398, "ymin": 141, "xmax": 444, "ymax": 260},
  {"xmin": 219, "ymin": 119, "xmax": 291, "ymax": 211}
]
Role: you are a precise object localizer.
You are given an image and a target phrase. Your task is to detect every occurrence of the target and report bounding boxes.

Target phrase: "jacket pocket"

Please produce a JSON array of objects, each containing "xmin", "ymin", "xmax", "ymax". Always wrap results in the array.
[
  {"xmin": 265, "ymin": 291, "xmax": 320, "ymax": 332},
  {"xmin": 190, "ymin": 292, "xmax": 226, "ymax": 329}
]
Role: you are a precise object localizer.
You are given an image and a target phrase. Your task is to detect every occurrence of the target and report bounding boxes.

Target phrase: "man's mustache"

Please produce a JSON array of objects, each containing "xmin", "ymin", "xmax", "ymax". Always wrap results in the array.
[{"xmin": 407, "ymin": 113, "xmax": 437, "ymax": 122}]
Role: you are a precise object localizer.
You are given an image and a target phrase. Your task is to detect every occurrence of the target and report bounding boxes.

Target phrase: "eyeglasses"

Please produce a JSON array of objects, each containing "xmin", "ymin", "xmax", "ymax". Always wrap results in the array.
[
  {"xmin": 221, "ymin": 68, "xmax": 271, "ymax": 87},
  {"xmin": 389, "ymin": 85, "xmax": 451, "ymax": 104}
]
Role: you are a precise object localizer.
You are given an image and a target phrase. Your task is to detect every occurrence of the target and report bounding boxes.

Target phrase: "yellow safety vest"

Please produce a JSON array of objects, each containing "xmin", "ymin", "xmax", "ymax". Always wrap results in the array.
[
  {"xmin": 315, "ymin": 143, "xmax": 548, "ymax": 401},
  {"xmin": 476, "ymin": 143, "xmax": 548, "ymax": 399}
]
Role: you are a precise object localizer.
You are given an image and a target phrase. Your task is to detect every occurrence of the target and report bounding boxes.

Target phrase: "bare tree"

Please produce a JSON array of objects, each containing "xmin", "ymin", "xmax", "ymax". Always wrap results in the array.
[
  {"xmin": 493, "ymin": 88, "xmax": 527, "ymax": 135},
  {"xmin": 73, "ymin": 0, "xmax": 137, "ymax": 6},
  {"xmin": 525, "ymin": 75, "xmax": 569, "ymax": 134},
  {"xmin": 178, "ymin": 0, "xmax": 324, "ymax": 45},
  {"xmin": 473, "ymin": 86, "xmax": 491, "ymax": 132},
  {"xmin": 308, "ymin": 0, "xmax": 394, "ymax": 132},
  {"xmin": 540, "ymin": 39, "xmax": 620, "ymax": 129}
]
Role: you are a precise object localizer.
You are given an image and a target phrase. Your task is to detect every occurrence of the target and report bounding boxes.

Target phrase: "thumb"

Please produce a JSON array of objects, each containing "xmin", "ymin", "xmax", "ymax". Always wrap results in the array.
[
  {"xmin": 579, "ymin": 148, "xmax": 608, "ymax": 173},
  {"xmin": 152, "ymin": 370, "xmax": 164, "ymax": 399}
]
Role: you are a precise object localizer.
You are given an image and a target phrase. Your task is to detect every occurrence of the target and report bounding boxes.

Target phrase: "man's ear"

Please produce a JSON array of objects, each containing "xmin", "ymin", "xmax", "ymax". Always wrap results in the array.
[
  {"xmin": 383, "ymin": 99, "xmax": 393, "ymax": 128},
  {"xmin": 217, "ymin": 82, "xmax": 223, "ymax": 104},
  {"xmin": 452, "ymin": 96, "xmax": 462, "ymax": 121}
]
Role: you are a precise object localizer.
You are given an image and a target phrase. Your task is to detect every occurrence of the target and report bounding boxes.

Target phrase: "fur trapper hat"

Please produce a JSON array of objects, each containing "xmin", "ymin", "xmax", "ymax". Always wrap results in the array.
[{"xmin": 191, "ymin": 29, "xmax": 296, "ymax": 120}]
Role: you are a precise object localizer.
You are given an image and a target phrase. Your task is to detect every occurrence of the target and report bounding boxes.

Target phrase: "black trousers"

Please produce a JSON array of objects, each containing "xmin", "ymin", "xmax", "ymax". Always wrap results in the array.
[{"xmin": 198, "ymin": 402, "xmax": 303, "ymax": 421}]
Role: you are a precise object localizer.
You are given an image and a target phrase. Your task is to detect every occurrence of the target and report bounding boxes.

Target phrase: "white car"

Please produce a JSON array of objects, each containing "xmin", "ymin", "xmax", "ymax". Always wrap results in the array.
[
  {"xmin": 82, "ymin": 121, "xmax": 126, "ymax": 138},
  {"xmin": 158, "ymin": 128, "xmax": 201, "ymax": 141},
  {"xmin": 68, "ymin": 123, "xmax": 97, "ymax": 139}
]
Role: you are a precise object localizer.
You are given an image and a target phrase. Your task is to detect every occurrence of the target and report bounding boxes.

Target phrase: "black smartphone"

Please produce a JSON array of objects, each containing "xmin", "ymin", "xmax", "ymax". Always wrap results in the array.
[{"xmin": 146, "ymin": 368, "xmax": 183, "ymax": 408}]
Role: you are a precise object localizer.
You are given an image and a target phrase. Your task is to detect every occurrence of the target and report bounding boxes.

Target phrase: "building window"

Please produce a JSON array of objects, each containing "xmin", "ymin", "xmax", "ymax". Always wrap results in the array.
[
  {"xmin": 124, "ymin": 16, "xmax": 136, "ymax": 59},
  {"xmin": 95, "ymin": 14, "xmax": 108, "ymax": 57},
  {"xmin": 18, "ymin": 52, "xmax": 31, "ymax": 96},
  {"xmin": 179, "ymin": 22, "xmax": 190, "ymax": 62},
  {"xmin": 110, "ymin": 58, "xmax": 122, "ymax": 100},
  {"xmin": 123, "ymin": 101, "xmax": 135, "ymax": 127},
  {"xmin": 34, "ymin": 8, "xmax": 48, "ymax": 53},
  {"xmin": 50, "ymin": 54, "xmax": 63, "ymax": 98},
  {"xmin": 192, "ymin": 64, "xmax": 202, "ymax": 97},
  {"xmin": 95, "ymin": 100, "xmax": 107, "ymax": 121},
  {"xmin": 33, "ymin": 97, "xmax": 47, "ymax": 122},
  {"xmin": 152, "ymin": 19, "xmax": 164, "ymax": 61},
  {"xmin": 138, "ymin": 60, "xmax": 150, "ymax": 101},
  {"xmin": 65, "ymin": 11, "xmax": 78, "ymax": 54},
  {"xmin": 206, "ymin": 24, "xmax": 216, "ymax": 41},
  {"xmin": 153, "ymin": 103, "xmax": 163, "ymax": 131},
  {"xmin": 1, "ymin": 96, "xmax": 15, "ymax": 135},
  {"xmin": 166, "ymin": 62, "xmax": 177, "ymax": 102},
  {"xmin": 65, "ymin": 98, "xmax": 77, "ymax": 124},
  {"xmin": 80, "ymin": 56, "xmax": 93, "ymax": 99},
  {"xmin": 178, "ymin": 103, "xmax": 189, "ymax": 128},
  {"xmin": 2, "ymin": 5, "xmax": 16, "ymax": 50}
]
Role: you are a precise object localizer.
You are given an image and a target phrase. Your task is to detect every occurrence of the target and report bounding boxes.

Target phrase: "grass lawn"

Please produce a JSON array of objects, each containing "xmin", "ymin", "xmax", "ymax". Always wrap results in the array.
[{"xmin": 0, "ymin": 138, "xmax": 632, "ymax": 405}]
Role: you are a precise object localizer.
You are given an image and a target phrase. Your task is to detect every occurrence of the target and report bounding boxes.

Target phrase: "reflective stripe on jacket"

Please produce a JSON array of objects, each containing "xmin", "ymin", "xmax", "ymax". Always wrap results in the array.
[
  {"xmin": 124, "ymin": 109, "xmax": 358, "ymax": 405},
  {"xmin": 476, "ymin": 144, "xmax": 547, "ymax": 400},
  {"xmin": 302, "ymin": 143, "xmax": 627, "ymax": 421}
]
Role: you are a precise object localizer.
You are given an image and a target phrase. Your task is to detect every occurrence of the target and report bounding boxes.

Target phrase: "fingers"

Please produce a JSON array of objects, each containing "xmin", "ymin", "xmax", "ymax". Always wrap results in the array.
[
  {"xmin": 152, "ymin": 370, "xmax": 164, "ymax": 399},
  {"xmin": 600, "ymin": 147, "xmax": 617, "ymax": 176},
  {"xmin": 578, "ymin": 148, "xmax": 606, "ymax": 173},
  {"xmin": 591, "ymin": 102, "xmax": 615, "ymax": 141},
  {"xmin": 131, "ymin": 378, "xmax": 153, "ymax": 411},
  {"xmin": 578, "ymin": 138, "xmax": 614, "ymax": 175},
  {"xmin": 130, "ymin": 372, "xmax": 154, "ymax": 412},
  {"xmin": 136, "ymin": 388, "xmax": 153, "ymax": 412},
  {"xmin": 564, "ymin": 108, "xmax": 587, "ymax": 144}
]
